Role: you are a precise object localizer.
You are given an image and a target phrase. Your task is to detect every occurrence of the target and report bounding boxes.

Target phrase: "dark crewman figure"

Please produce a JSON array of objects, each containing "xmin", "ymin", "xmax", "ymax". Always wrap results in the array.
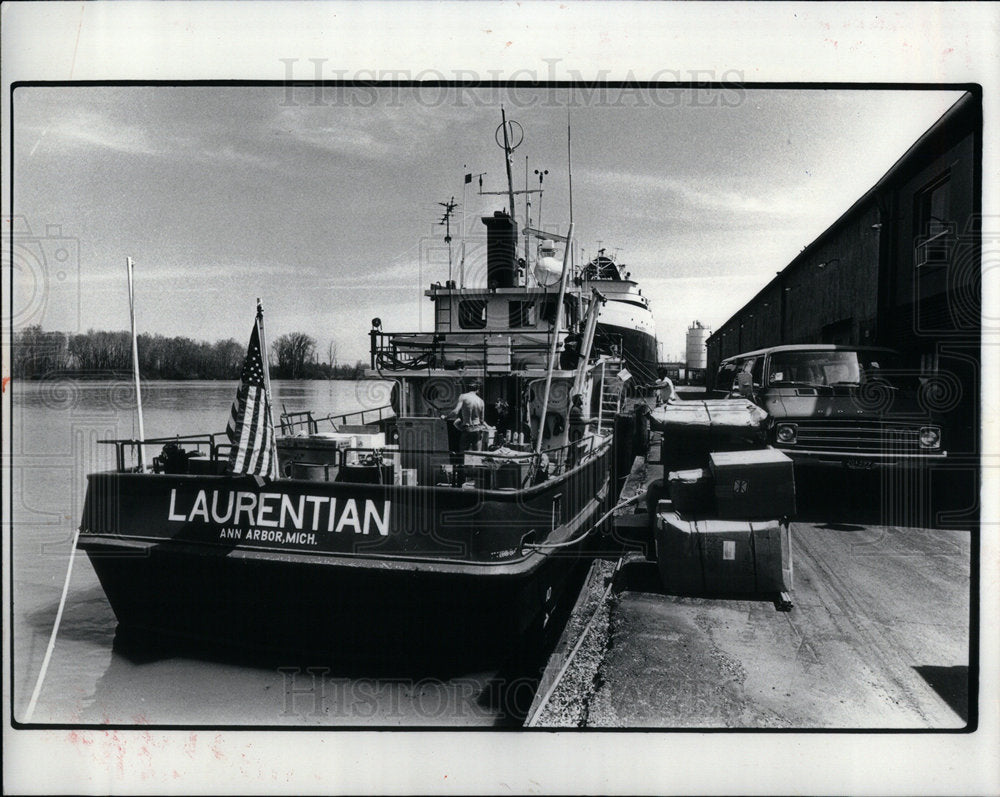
[
  {"xmin": 560, "ymin": 334, "xmax": 582, "ymax": 371},
  {"xmin": 567, "ymin": 393, "xmax": 591, "ymax": 467}
]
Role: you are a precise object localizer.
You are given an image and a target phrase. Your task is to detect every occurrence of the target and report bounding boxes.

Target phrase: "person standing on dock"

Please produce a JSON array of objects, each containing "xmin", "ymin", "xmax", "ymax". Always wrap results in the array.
[{"xmin": 445, "ymin": 380, "xmax": 489, "ymax": 452}]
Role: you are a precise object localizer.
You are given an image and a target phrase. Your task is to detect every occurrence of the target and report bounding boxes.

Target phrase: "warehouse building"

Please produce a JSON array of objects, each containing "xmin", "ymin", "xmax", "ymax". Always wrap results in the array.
[{"xmin": 706, "ymin": 91, "xmax": 982, "ymax": 480}]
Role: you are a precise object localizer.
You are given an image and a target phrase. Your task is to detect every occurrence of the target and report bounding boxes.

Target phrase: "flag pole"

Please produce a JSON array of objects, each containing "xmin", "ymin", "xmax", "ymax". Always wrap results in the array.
[
  {"xmin": 126, "ymin": 257, "xmax": 146, "ymax": 471},
  {"xmin": 255, "ymin": 298, "xmax": 279, "ymax": 469}
]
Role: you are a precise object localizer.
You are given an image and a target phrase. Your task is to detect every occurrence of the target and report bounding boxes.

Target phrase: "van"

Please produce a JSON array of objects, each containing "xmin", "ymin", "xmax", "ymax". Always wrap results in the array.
[{"xmin": 713, "ymin": 344, "xmax": 946, "ymax": 468}]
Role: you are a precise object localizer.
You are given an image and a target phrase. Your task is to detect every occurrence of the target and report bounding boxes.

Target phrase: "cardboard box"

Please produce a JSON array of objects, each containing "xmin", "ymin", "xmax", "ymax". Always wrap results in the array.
[
  {"xmin": 655, "ymin": 512, "xmax": 705, "ymax": 595},
  {"xmin": 399, "ymin": 467, "xmax": 418, "ymax": 486},
  {"xmin": 494, "ymin": 461, "xmax": 530, "ymax": 490},
  {"xmin": 697, "ymin": 519, "xmax": 757, "ymax": 593},
  {"xmin": 709, "ymin": 448, "xmax": 796, "ymax": 519},
  {"xmin": 657, "ymin": 512, "xmax": 792, "ymax": 595},
  {"xmin": 654, "ymin": 399, "xmax": 769, "ymax": 470},
  {"xmin": 667, "ymin": 468, "xmax": 715, "ymax": 515},
  {"xmin": 460, "ymin": 463, "xmax": 495, "ymax": 490},
  {"xmin": 752, "ymin": 520, "xmax": 793, "ymax": 592}
]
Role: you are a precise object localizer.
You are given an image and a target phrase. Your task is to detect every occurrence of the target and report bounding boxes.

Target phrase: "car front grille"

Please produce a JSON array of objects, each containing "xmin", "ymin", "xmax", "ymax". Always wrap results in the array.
[{"xmin": 785, "ymin": 420, "xmax": 933, "ymax": 455}]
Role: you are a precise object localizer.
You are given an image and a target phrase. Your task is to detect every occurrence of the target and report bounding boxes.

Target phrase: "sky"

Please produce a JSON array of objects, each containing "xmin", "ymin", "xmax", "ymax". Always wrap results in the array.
[{"xmin": 12, "ymin": 85, "xmax": 964, "ymax": 363}]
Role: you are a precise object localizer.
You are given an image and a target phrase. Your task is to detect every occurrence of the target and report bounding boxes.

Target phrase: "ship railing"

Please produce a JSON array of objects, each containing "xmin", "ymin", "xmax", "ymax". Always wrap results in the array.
[
  {"xmin": 278, "ymin": 404, "xmax": 395, "ymax": 436},
  {"xmin": 97, "ymin": 433, "xmax": 227, "ymax": 473},
  {"xmin": 312, "ymin": 432, "xmax": 612, "ymax": 485},
  {"xmin": 369, "ymin": 330, "xmax": 555, "ymax": 372},
  {"xmin": 592, "ymin": 327, "xmax": 659, "ymax": 386},
  {"xmin": 538, "ymin": 431, "xmax": 613, "ymax": 476}
]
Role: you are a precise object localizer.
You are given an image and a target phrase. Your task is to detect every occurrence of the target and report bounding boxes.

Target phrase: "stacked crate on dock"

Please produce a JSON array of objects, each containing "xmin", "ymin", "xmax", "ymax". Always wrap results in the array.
[{"xmin": 655, "ymin": 447, "xmax": 794, "ymax": 597}]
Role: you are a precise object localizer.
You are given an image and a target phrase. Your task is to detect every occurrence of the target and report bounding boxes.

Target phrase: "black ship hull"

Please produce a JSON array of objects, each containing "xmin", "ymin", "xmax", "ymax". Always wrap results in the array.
[
  {"xmin": 78, "ymin": 449, "xmax": 611, "ymax": 659},
  {"xmin": 596, "ymin": 321, "xmax": 660, "ymax": 384}
]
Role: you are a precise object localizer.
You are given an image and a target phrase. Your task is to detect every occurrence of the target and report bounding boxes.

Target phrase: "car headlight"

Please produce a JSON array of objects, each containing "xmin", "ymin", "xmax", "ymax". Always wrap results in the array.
[
  {"xmin": 776, "ymin": 423, "xmax": 797, "ymax": 444},
  {"xmin": 919, "ymin": 426, "xmax": 941, "ymax": 449}
]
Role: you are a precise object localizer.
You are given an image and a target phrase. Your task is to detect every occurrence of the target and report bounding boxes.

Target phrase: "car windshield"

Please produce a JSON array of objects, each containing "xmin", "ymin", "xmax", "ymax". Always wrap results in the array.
[{"xmin": 766, "ymin": 350, "xmax": 907, "ymax": 388}]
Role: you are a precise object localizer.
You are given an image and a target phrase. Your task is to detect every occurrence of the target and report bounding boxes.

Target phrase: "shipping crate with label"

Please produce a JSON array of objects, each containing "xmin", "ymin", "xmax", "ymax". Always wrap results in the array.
[
  {"xmin": 655, "ymin": 511, "xmax": 705, "ymax": 595},
  {"xmin": 709, "ymin": 448, "xmax": 796, "ymax": 519},
  {"xmin": 657, "ymin": 512, "xmax": 793, "ymax": 595},
  {"xmin": 697, "ymin": 518, "xmax": 757, "ymax": 593}
]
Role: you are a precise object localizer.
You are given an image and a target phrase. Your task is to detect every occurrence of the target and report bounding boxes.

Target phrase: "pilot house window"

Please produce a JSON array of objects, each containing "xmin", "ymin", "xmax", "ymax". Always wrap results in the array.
[
  {"xmin": 458, "ymin": 299, "xmax": 487, "ymax": 329},
  {"xmin": 509, "ymin": 301, "xmax": 536, "ymax": 328}
]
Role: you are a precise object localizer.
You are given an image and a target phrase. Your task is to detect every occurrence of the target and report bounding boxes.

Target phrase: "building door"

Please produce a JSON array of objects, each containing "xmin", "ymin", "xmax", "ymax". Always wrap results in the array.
[{"xmin": 821, "ymin": 318, "xmax": 854, "ymax": 345}]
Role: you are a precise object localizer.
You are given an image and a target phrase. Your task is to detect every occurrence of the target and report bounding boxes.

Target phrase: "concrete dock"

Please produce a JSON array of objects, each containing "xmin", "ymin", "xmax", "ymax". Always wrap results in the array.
[{"xmin": 527, "ymin": 441, "xmax": 971, "ymax": 729}]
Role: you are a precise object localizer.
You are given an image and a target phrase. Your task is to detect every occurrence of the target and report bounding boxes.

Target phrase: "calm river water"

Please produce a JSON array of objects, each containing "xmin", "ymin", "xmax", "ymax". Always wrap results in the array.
[{"xmin": 11, "ymin": 379, "xmax": 553, "ymax": 727}]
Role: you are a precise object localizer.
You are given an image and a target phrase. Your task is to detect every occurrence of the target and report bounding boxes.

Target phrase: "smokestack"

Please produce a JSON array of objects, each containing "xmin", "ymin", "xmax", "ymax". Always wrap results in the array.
[{"xmin": 481, "ymin": 211, "xmax": 518, "ymax": 289}]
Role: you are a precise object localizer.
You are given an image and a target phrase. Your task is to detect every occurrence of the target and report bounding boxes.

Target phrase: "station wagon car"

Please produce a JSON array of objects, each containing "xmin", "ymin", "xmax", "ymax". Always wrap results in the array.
[{"xmin": 713, "ymin": 344, "xmax": 946, "ymax": 468}]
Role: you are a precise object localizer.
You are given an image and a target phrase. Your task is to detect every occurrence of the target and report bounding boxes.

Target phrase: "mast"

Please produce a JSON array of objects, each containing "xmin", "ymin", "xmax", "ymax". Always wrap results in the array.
[
  {"xmin": 534, "ymin": 222, "xmax": 574, "ymax": 457},
  {"xmin": 126, "ymin": 256, "xmax": 147, "ymax": 471},
  {"xmin": 523, "ymin": 156, "xmax": 530, "ymax": 270},
  {"xmin": 534, "ymin": 168, "xmax": 547, "ymax": 236},
  {"xmin": 567, "ymin": 112, "xmax": 574, "ymax": 227},
  {"xmin": 500, "ymin": 106, "xmax": 517, "ymax": 218},
  {"xmin": 460, "ymin": 166, "xmax": 468, "ymax": 287},
  {"xmin": 438, "ymin": 196, "xmax": 457, "ymax": 283}
]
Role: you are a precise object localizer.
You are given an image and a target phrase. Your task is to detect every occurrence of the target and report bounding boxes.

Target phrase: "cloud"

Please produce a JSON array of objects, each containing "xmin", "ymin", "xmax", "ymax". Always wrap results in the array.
[
  {"xmin": 79, "ymin": 261, "xmax": 302, "ymax": 284},
  {"xmin": 19, "ymin": 95, "xmax": 281, "ymax": 171},
  {"xmin": 196, "ymin": 143, "xmax": 279, "ymax": 171},
  {"xmin": 268, "ymin": 95, "xmax": 468, "ymax": 162},
  {"xmin": 577, "ymin": 167, "xmax": 815, "ymax": 220},
  {"xmin": 35, "ymin": 109, "xmax": 161, "ymax": 157}
]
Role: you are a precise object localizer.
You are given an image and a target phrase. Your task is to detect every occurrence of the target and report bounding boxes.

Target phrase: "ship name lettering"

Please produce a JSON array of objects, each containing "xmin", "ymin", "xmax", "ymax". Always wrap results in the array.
[
  {"xmin": 243, "ymin": 529, "xmax": 317, "ymax": 545},
  {"xmin": 167, "ymin": 489, "xmax": 390, "ymax": 536}
]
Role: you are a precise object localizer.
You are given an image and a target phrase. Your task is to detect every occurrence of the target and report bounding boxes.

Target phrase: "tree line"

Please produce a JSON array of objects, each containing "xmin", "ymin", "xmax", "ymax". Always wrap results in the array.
[{"xmin": 10, "ymin": 326, "xmax": 365, "ymax": 380}]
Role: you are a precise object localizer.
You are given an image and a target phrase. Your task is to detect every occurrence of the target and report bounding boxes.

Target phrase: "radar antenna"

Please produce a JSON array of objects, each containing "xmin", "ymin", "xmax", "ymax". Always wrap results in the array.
[{"xmin": 438, "ymin": 196, "xmax": 458, "ymax": 282}]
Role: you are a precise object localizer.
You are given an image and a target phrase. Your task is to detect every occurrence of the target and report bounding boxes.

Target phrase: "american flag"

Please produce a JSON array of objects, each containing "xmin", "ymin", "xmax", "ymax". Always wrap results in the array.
[{"xmin": 227, "ymin": 311, "xmax": 277, "ymax": 478}]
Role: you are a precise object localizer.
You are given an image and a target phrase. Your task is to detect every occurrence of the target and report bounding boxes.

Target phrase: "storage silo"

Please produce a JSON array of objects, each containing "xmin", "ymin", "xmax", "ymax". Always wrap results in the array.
[{"xmin": 686, "ymin": 321, "xmax": 710, "ymax": 370}]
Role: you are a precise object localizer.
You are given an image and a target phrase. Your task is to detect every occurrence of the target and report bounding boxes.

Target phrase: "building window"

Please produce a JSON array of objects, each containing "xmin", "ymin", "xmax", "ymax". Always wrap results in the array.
[
  {"xmin": 458, "ymin": 299, "xmax": 487, "ymax": 329},
  {"xmin": 508, "ymin": 301, "xmax": 535, "ymax": 328},
  {"xmin": 914, "ymin": 172, "xmax": 954, "ymax": 267}
]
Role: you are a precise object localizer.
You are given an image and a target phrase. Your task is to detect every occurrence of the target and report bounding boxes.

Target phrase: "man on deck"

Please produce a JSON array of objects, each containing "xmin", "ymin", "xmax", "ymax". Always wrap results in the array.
[{"xmin": 444, "ymin": 380, "xmax": 489, "ymax": 452}]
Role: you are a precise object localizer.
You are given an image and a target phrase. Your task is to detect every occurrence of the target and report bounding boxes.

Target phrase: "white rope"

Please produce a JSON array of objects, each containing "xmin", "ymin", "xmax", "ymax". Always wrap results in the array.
[
  {"xmin": 522, "ymin": 491, "xmax": 644, "ymax": 550},
  {"xmin": 526, "ymin": 556, "xmax": 623, "ymax": 727},
  {"xmin": 24, "ymin": 526, "xmax": 81, "ymax": 722}
]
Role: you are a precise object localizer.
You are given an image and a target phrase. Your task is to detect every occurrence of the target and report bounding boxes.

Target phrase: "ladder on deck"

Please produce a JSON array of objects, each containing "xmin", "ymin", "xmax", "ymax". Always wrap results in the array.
[
  {"xmin": 597, "ymin": 359, "xmax": 625, "ymax": 435},
  {"xmin": 434, "ymin": 296, "xmax": 451, "ymax": 332}
]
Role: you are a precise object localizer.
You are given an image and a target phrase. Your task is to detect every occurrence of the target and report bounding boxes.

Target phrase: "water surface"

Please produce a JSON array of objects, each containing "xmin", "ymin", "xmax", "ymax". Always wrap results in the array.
[{"xmin": 11, "ymin": 378, "xmax": 537, "ymax": 726}]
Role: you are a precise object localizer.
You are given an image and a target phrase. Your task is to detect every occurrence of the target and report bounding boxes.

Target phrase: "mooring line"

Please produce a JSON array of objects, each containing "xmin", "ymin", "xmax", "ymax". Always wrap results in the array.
[
  {"xmin": 24, "ymin": 526, "xmax": 81, "ymax": 722},
  {"xmin": 523, "ymin": 493, "xmax": 643, "ymax": 550}
]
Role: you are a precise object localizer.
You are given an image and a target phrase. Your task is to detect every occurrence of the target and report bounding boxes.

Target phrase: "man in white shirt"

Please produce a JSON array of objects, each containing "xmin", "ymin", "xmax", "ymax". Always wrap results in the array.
[{"xmin": 653, "ymin": 369, "xmax": 679, "ymax": 405}]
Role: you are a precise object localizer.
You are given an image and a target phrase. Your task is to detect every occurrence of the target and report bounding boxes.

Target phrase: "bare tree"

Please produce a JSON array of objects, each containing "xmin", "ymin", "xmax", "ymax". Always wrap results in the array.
[{"xmin": 273, "ymin": 332, "xmax": 317, "ymax": 379}]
